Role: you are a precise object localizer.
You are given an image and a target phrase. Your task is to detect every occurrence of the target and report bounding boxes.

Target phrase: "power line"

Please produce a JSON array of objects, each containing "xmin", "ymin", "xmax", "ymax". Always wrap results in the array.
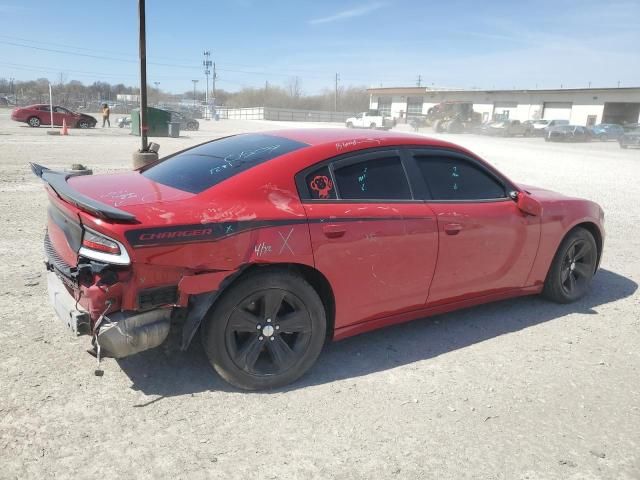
[{"xmin": 0, "ymin": 38, "xmax": 415, "ymax": 84}]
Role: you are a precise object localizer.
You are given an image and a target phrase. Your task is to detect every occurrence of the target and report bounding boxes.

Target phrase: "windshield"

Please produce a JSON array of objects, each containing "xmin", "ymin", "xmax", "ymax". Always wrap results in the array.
[{"xmin": 142, "ymin": 134, "xmax": 308, "ymax": 193}]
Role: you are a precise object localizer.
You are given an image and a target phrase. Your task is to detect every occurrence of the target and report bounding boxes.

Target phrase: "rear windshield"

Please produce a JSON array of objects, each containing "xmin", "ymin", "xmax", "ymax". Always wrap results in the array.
[{"xmin": 142, "ymin": 134, "xmax": 308, "ymax": 193}]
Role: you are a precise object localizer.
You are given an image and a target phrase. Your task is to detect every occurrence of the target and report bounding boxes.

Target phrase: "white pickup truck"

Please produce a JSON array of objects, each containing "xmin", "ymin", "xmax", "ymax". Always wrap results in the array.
[{"xmin": 345, "ymin": 111, "xmax": 395, "ymax": 130}]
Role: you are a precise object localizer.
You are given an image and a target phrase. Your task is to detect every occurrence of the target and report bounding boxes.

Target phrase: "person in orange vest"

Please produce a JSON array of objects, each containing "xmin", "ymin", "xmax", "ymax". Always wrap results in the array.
[{"xmin": 102, "ymin": 103, "xmax": 111, "ymax": 128}]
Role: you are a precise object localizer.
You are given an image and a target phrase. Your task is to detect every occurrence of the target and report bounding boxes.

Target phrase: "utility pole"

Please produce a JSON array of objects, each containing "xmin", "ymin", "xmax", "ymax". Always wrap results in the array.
[
  {"xmin": 334, "ymin": 73, "xmax": 340, "ymax": 112},
  {"xmin": 265, "ymin": 80, "xmax": 269, "ymax": 107},
  {"xmin": 192, "ymin": 79, "xmax": 199, "ymax": 107},
  {"xmin": 203, "ymin": 50, "xmax": 212, "ymax": 119},
  {"xmin": 212, "ymin": 62, "xmax": 217, "ymax": 100},
  {"xmin": 9, "ymin": 77, "xmax": 14, "ymax": 105},
  {"xmin": 132, "ymin": 0, "xmax": 158, "ymax": 168},
  {"xmin": 417, "ymin": 75, "xmax": 422, "ymax": 87}
]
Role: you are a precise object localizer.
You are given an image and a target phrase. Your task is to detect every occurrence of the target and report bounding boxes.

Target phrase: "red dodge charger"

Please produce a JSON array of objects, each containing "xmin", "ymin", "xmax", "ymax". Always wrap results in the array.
[
  {"xmin": 12, "ymin": 104, "xmax": 97, "ymax": 128},
  {"xmin": 33, "ymin": 129, "xmax": 604, "ymax": 390}
]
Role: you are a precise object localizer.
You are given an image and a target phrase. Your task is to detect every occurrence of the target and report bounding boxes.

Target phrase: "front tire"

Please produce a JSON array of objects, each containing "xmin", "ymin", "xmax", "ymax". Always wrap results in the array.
[
  {"xmin": 346, "ymin": 122, "xmax": 353, "ymax": 128},
  {"xmin": 202, "ymin": 270, "xmax": 326, "ymax": 390},
  {"xmin": 369, "ymin": 122, "xmax": 377, "ymax": 129},
  {"xmin": 599, "ymin": 134, "xmax": 608, "ymax": 142},
  {"xmin": 77, "ymin": 119, "xmax": 90, "ymax": 129},
  {"xmin": 543, "ymin": 228, "xmax": 598, "ymax": 303}
]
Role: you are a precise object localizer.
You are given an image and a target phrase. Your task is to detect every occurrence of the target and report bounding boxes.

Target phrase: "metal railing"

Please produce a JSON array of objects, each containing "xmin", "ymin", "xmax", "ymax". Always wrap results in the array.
[{"xmin": 215, "ymin": 106, "xmax": 356, "ymax": 123}]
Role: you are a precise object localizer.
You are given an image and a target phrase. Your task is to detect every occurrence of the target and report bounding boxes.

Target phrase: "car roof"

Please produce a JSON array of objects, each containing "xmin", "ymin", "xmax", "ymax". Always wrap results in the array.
[{"xmin": 258, "ymin": 128, "xmax": 461, "ymax": 149}]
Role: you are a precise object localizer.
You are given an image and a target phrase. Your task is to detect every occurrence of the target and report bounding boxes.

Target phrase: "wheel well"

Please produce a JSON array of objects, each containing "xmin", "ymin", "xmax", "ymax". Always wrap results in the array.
[
  {"xmin": 235, "ymin": 263, "xmax": 336, "ymax": 340},
  {"xmin": 571, "ymin": 222, "xmax": 603, "ymax": 266}
]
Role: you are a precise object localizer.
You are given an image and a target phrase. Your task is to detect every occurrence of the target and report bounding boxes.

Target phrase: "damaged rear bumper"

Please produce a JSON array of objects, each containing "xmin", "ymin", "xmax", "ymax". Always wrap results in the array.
[{"xmin": 47, "ymin": 271, "xmax": 172, "ymax": 358}]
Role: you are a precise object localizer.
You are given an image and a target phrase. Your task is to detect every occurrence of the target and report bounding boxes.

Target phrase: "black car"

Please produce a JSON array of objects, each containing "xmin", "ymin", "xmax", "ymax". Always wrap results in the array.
[
  {"xmin": 167, "ymin": 110, "xmax": 199, "ymax": 131},
  {"xmin": 619, "ymin": 128, "xmax": 640, "ymax": 149},
  {"xmin": 545, "ymin": 125, "xmax": 592, "ymax": 142}
]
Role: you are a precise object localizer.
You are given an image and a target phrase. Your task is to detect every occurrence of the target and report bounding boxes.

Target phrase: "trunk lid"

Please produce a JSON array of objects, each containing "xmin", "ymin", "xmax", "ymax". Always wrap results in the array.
[{"xmin": 67, "ymin": 171, "xmax": 193, "ymax": 208}]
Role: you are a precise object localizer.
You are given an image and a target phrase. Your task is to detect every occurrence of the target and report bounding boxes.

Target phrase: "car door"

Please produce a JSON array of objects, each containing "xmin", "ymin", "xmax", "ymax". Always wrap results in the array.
[
  {"xmin": 408, "ymin": 148, "xmax": 541, "ymax": 305},
  {"xmin": 53, "ymin": 107, "xmax": 70, "ymax": 127},
  {"xmin": 298, "ymin": 149, "xmax": 438, "ymax": 329}
]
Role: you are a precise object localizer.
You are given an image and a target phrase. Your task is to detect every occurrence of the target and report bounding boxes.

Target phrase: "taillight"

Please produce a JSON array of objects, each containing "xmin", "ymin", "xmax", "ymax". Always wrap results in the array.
[{"xmin": 82, "ymin": 230, "xmax": 120, "ymax": 254}]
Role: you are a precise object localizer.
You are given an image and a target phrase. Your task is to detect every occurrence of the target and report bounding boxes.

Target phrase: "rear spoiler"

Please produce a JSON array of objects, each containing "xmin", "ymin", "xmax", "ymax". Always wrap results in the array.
[{"xmin": 30, "ymin": 163, "xmax": 137, "ymax": 222}]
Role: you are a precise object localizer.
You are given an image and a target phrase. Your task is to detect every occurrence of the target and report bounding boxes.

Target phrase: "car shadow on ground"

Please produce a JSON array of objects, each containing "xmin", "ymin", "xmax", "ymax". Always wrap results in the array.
[{"xmin": 118, "ymin": 268, "xmax": 637, "ymax": 398}]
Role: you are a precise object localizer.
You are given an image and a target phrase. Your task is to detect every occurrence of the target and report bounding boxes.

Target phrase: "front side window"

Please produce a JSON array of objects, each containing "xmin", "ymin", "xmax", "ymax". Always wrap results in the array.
[
  {"xmin": 334, "ymin": 156, "xmax": 411, "ymax": 200},
  {"xmin": 416, "ymin": 156, "xmax": 506, "ymax": 201},
  {"xmin": 143, "ymin": 134, "xmax": 308, "ymax": 193}
]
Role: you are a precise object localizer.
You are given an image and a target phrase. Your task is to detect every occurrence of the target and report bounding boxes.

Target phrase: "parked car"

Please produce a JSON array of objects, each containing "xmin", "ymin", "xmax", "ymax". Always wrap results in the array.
[
  {"xmin": 545, "ymin": 125, "xmax": 592, "ymax": 142},
  {"xmin": 541, "ymin": 119, "xmax": 570, "ymax": 134},
  {"xmin": 483, "ymin": 119, "xmax": 532, "ymax": 137},
  {"xmin": 525, "ymin": 119, "xmax": 553, "ymax": 136},
  {"xmin": 622, "ymin": 123, "xmax": 639, "ymax": 132},
  {"xmin": 32, "ymin": 129, "xmax": 604, "ymax": 390},
  {"xmin": 345, "ymin": 111, "xmax": 395, "ymax": 130},
  {"xmin": 11, "ymin": 104, "xmax": 97, "ymax": 128},
  {"xmin": 117, "ymin": 117, "xmax": 131, "ymax": 128},
  {"xmin": 167, "ymin": 110, "xmax": 200, "ymax": 131},
  {"xmin": 590, "ymin": 123, "xmax": 625, "ymax": 141},
  {"xmin": 619, "ymin": 128, "xmax": 640, "ymax": 149}
]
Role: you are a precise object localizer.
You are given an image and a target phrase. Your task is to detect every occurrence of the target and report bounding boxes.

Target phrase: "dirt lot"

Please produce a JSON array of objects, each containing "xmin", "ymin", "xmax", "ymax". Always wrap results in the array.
[{"xmin": 1, "ymin": 111, "xmax": 639, "ymax": 479}]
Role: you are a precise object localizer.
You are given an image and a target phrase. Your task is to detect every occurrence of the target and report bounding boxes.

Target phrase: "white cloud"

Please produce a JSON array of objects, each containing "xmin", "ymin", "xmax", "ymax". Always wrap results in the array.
[{"xmin": 309, "ymin": 2, "xmax": 387, "ymax": 25}]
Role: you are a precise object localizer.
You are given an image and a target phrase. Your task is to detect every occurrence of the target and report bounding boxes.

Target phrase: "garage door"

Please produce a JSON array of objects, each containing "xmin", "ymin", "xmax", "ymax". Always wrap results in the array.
[
  {"xmin": 543, "ymin": 102, "xmax": 572, "ymax": 121},
  {"xmin": 493, "ymin": 102, "xmax": 518, "ymax": 120},
  {"xmin": 602, "ymin": 102, "xmax": 640, "ymax": 124},
  {"xmin": 377, "ymin": 97, "xmax": 392, "ymax": 117}
]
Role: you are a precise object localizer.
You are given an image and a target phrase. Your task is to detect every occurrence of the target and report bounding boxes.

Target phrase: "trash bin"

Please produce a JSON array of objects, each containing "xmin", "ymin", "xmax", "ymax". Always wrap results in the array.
[
  {"xmin": 130, "ymin": 107, "xmax": 171, "ymax": 137},
  {"xmin": 168, "ymin": 122, "xmax": 180, "ymax": 138}
]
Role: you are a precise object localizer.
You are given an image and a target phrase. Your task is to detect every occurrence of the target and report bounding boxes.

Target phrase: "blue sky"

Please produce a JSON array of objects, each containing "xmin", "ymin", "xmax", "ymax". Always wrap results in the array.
[{"xmin": 0, "ymin": 0, "xmax": 638, "ymax": 94}]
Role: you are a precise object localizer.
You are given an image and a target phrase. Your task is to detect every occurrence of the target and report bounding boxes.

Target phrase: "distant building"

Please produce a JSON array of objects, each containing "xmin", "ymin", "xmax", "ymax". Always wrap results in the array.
[
  {"xmin": 367, "ymin": 86, "xmax": 640, "ymax": 126},
  {"xmin": 116, "ymin": 94, "xmax": 140, "ymax": 103}
]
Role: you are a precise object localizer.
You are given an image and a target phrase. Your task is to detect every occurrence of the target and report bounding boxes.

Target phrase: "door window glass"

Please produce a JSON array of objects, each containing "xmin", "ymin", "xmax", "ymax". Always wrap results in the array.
[
  {"xmin": 416, "ymin": 156, "xmax": 506, "ymax": 200},
  {"xmin": 334, "ymin": 156, "xmax": 411, "ymax": 200}
]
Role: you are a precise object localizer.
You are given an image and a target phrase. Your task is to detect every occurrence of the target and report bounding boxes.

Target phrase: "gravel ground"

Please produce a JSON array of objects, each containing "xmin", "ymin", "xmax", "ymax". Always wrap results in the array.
[{"xmin": 0, "ymin": 111, "xmax": 639, "ymax": 479}]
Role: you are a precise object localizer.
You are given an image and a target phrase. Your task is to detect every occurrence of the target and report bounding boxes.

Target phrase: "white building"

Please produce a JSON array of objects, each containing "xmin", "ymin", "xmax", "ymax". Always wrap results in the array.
[{"xmin": 367, "ymin": 86, "xmax": 640, "ymax": 126}]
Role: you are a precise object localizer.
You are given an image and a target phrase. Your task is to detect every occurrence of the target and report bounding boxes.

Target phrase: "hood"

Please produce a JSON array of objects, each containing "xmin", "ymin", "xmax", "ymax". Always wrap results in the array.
[
  {"xmin": 518, "ymin": 183, "xmax": 573, "ymax": 201},
  {"xmin": 67, "ymin": 171, "xmax": 193, "ymax": 208}
]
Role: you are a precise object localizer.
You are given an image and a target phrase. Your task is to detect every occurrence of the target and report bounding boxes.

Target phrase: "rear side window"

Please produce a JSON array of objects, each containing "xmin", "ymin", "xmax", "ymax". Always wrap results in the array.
[
  {"xmin": 334, "ymin": 156, "xmax": 411, "ymax": 200},
  {"xmin": 142, "ymin": 134, "xmax": 308, "ymax": 193},
  {"xmin": 416, "ymin": 156, "xmax": 506, "ymax": 200},
  {"xmin": 305, "ymin": 166, "xmax": 336, "ymax": 199}
]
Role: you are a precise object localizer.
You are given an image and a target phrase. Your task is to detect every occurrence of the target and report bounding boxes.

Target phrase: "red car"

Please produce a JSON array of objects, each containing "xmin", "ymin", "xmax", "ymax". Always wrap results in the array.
[
  {"xmin": 11, "ymin": 104, "xmax": 97, "ymax": 128},
  {"xmin": 32, "ymin": 129, "xmax": 605, "ymax": 390}
]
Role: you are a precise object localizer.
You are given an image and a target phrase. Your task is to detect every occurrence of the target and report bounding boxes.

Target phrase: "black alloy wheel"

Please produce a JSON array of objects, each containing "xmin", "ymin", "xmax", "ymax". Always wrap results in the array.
[
  {"xmin": 225, "ymin": 289, "xmax": 312, "ymax": 376},
  {"xmin": 203, "ymin": 270, "xmax": 326, "ymax": 390},
  {"xmin": 543, "ymin": 227, "xmax": 597, "ymax": 303}
]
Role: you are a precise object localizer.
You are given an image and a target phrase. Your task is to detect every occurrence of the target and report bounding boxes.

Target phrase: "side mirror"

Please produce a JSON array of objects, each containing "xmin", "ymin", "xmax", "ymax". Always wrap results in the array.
[{"xmin": 510, "ymin": 191, "xmax": 542, "ymax": 216}]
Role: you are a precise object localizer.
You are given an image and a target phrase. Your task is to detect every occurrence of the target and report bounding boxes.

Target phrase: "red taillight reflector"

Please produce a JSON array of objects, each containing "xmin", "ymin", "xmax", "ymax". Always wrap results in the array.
[{"xmin": 82, "ymin": 230, "xmax": 120, "ymax": 254}]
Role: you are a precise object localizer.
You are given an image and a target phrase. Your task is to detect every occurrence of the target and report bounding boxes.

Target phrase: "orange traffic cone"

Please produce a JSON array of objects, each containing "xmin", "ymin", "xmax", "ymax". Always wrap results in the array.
[{"xmin": 61, "ymin": 118, "xmax": 69, "ymax": 136}]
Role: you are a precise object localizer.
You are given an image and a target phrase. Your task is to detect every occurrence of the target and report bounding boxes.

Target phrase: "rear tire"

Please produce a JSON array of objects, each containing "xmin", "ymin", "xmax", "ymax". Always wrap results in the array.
[
  {"xmin": 543, "ymin": 227, "xmax": 598, "ymax": 304},
  {"xmin": 28, "ymin": 116, "xmax": 41, "ymax": 128},
  {"xmin": 599, "ymin": 134, "xmax": 608, "ymax": 142},
  {"xmin": 346, "ymin": 122, "xmax": 353, "ymax": 128},
  {"xmin": 202, "ymin": 270, "xmax": 326, "ymax": 390},
  {"xmin": 369, "ymin": 123, "xmax": 377, "ymax": 129}
]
